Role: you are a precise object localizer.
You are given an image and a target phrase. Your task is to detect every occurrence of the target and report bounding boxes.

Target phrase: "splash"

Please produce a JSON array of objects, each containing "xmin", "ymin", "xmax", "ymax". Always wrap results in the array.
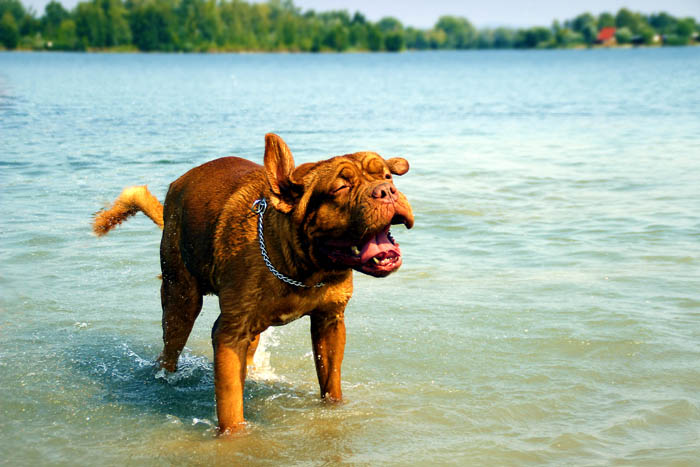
[
  {"xmin": 248, "ymin": 328, "xmax": 281, "ymax": 381},
  {"xmin": 191, "ymin": 417, "xmax": 214, "ymax": 427},
  {"xmin": 120, "ymin": 343, "xmax": 154, "ymax": 369},
  {"xmin": 154, "ymin": 350, "xmax": 212, "ymax": 384}
]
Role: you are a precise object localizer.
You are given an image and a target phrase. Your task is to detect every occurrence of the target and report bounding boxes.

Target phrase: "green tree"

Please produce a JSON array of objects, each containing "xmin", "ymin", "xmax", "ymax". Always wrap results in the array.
[
  {"xmin": 598, "ymin": 12, "xmax": 615, "ymax": 29},
  {"xmin": 567, "ymin": 12, "xmax": 597, "ymax": 45},
  {"xmin": 377, "ymin": 16, "xmax": 402, "ymax": 51},
  {"xmin": 492, "ymin": 27, "xmax": 514, "ymax": 48},
  {"xmin": 350, "ymin": 11, "xmax": 365, "ymax": 25},
  {"xmin": 377, "ymin": 16, "xmax": 401, "ymax": 34},
  {"xmin": 366, "ymin": 23, "xmax": 382, "ymax": 51},
  {"xmin": 581, "ymin": 23, "xmax": 597, "ymax": 45},
  {"xmin": 427, "ymin": 27, "xmax": 446, "ymax": 49},
  {"xmin": 434, "ymin": 15, "xmax": 475, "ymax": 48},
  {"xmin": 643, "ymin": 25, "xmax": 657, "ymax": 44},
  {"xmin": 277, "ymin": 12, "xmax": 297, "ymax": 48},
  {"xmin": 0, "ymin": 10, "xmax": 19, "ymax": 48},
  {"xmin": 54, "ymin": 18, "xmax": 78, "ymax": 49},
  {"xmin": 75, "ymin": 1, "xmax": 106, "ymax": 47},
  {"xmin": 554, "ymin": 25, "xmax": 583, "ymax": 48},
  {"xmin": 128, "ymin": 0, "xmax": 177, "ymax": 51},
  {"xmin": 323, "ymin": 21, "xmax": 348, "ymax": 51},
  {"xmin": 404, "ymin": 27, "xmax": 426, "ymax": 49},
  {"xmin": 616, "ymin": 8, "xmax": 643, "ymax": 34},
  {"xmin": 568, "ymin": 12, "xmax": 596, "ymax": 33},
  {"xmin": 346, "ymin": 21, "xmax": 365, "ymax": 49},
  {"xmin": 42, "ymin": 0, "xmax": 69, "ymax": 38},
  {"xmin": 405, "ymin": 27, "xmax": 428, "ymax": 49},
  {"xmin": 615, "ymin": 26, "xmax": 633, "ymax": 44},
  {"xmin": 1, "ymin": 0, "xmax": 35, "ymax": 41},
  {"xmin": 18, "ymin": 12, "xmax": 38, "ymax": 36},
  {"xmin": 515, "ymin": 26, "xmax": 552, "ymax": 48},
  {"xmin": 675, "ymin": 17, "xmax": 696, "ymax": 39},
  {"xmin": 199, "ymin": 0, "xmax": 222, "ymax": 47},
  {"xmin": 177, "ymin": 0, "xmax": 222, "ymax": 50},
  {"xmin": 6, "ymin": 0, "xmax": 699, "ymax": 53},
  {"xmin": 0, "ymin": 0, "xmax": 24, "ymax": 22},
  {"xmin": 297, "ymin": 14, "xmax": 319, "ymax": 51},
  {"xmin": 219, "ymin": 0, "xmax": 254, "ymax": 49},
  {"xmin": 475, "ymin": 29, "xmax": 493, "ymax": 48},
  {"xmin": 649, "ymin": 12, "xmax": 677, "ymax": 34},
  {"xmin": 384, "ymin": 30, "xmax": 403, "ymax": 51},
  {"xmin": 101, "ymin": 0, "xmax": 131, "ymax": 46},
  {"xmin": 249, "ymin": 2, "xmax": 271, "ymax": 49}
]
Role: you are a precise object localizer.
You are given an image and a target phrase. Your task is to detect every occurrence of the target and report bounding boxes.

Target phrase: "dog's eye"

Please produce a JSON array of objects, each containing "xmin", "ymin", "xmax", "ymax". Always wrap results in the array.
[
  {"xmin": 331, "ymin": 184, "xmax": 350, "ymax": 194},
  {"xmin": 384, "ymin": 173, "xmax": 392, "ymax": 180}
]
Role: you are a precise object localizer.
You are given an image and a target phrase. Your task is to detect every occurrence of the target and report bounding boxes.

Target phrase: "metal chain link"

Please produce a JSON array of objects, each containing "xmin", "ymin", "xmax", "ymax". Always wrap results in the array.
[{"xmin": 251, "ymin": 198, "xmax": 325, "ymax": 289}]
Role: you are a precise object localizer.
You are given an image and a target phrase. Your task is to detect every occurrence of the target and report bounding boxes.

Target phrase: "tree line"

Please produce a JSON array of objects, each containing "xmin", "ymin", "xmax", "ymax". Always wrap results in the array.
[{"xmin": 1, "ymin": 0, "xmax": 698, "ymax": 52}]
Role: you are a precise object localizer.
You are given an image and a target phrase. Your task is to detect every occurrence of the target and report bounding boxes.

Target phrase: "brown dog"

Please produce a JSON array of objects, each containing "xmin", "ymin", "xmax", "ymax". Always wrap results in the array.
[{"xmin": 93, "ymin": 134, "xmax": 413, "ymax": 434}]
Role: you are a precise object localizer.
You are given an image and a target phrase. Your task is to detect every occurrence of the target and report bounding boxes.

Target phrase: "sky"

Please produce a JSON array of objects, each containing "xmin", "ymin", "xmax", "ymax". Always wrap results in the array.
[{"xmin": 20, "ymin": 0, "xmax": 700, "ymax": 29}]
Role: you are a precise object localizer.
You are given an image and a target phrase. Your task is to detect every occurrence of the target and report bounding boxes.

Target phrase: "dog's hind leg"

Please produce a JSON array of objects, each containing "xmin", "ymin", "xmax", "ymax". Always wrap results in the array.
[
  {"xmin": 157, "ymin": 213, "xmax": 203, "ymax": 372},
  {"xmin": 156, "ymin": 193, "xmax": 206, "ymax": 372},
  {"xmin": 157, "ymin": 267, "xmax": 203, "ymax": 372},
  {"xmin": 157, "ymin": 269, "xmax": 203, "ymax": 372}
]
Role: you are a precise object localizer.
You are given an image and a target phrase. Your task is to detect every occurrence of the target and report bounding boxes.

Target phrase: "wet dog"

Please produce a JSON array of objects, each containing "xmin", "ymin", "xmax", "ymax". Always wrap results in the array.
[{"xmin": 93, "ymin": 134, "xmax": 413, "ymax": 434}]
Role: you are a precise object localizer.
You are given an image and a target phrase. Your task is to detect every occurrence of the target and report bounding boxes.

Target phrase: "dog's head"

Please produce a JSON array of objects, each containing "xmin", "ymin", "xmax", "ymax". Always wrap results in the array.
[{"xmin": 264, "ymin": 133, "xmax": 414, "ymax": 277}]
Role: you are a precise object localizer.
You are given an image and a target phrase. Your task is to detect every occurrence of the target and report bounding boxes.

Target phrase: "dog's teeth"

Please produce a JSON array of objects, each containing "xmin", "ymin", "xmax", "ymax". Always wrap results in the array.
[
  {"xmin": 351, "ymin": 246, "xmax": 360, "ymax": 256},
  {"xmin": 371, "ymin": 257, "xmax": 380, "ymax": 264}
]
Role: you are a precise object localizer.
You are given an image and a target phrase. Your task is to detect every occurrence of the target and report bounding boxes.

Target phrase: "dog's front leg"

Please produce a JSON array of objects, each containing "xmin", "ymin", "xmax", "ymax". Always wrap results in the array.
[
  {"xmin": 310, "ymin": 308, "xmax": 346, "ymax": 401},
  {"xmin": 211, "ymin": 297, "xmax": 256, "ymax": 435},
  {"xmin": 212, "ymin": 335, "xmax": 249, "ymax": 434}
]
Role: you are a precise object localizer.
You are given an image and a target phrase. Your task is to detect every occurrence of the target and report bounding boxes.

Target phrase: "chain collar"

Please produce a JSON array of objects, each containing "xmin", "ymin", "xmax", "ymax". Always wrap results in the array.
[{"xmin": 251, "ymin": 198, "xmax": 325, "ymax": 289}]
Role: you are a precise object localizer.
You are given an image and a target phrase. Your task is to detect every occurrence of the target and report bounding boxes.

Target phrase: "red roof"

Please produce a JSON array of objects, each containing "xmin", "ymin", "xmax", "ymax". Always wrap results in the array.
[{"xmin": 597, "ymin": 27, "xmax": 616, "ymax": 42}]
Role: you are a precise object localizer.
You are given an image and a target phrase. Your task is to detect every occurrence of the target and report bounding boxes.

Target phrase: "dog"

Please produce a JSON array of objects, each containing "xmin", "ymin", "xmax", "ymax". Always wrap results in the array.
[{"xmin": 93, "ymin": 134, "xmax": 414, "ymax": 434}]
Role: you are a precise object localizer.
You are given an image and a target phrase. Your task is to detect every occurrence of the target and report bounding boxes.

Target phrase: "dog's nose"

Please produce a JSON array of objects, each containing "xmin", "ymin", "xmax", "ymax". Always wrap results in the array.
[{"xmin": 372, "ymin": 182, "xmax": 398, "ymax": 201}]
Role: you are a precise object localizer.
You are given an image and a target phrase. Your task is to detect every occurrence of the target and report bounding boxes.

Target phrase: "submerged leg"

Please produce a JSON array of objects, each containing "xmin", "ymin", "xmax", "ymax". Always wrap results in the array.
[
  {"xmin": 212, "ymin": 326, "xmax": 252, "ymax": 434},
  {"xmin": 157, "ymin": 269, "xmax": 203, "ymax": 372},
  {"xmin": 212, "ymin": 287, "xmax": 262, "ymax": 434}
]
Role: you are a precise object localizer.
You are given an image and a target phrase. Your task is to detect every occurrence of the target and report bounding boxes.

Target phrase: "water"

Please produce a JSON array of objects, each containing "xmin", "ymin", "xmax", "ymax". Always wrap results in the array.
[{"xmin": 1, "ymin": 49, "xmax": 699, "ymax": 465}]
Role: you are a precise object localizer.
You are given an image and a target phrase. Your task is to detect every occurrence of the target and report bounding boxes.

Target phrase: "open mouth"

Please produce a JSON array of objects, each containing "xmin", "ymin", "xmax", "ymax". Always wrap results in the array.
[{"xmin": 323, "ymin": 225, "xmax": 404, "ymax": 277}]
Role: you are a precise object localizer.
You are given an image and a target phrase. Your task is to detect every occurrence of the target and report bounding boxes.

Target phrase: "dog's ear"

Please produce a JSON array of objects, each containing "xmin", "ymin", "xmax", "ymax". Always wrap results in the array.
[
  {"xmin": 290, "ymin": 162, "xmax": 315, "ymax": 184},
  {"xmin": 264, "ymin": 133, "xmax": 301, "ymax": 213},
  {"xmin": 386, "ymin": 157, "xmax": 409, "ymax": 176}
]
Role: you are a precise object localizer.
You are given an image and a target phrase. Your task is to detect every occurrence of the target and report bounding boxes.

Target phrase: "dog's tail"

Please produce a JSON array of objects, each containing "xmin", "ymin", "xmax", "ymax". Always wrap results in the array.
[{"xmin": 93, "ymin": 185, "xmax": 164, "ymax": 236}]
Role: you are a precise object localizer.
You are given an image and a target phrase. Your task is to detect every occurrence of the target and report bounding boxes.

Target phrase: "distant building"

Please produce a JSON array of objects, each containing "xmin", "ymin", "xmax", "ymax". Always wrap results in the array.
[{"xmin": 596, "ymin": 27, "xmax": 617, "ymax": 46}]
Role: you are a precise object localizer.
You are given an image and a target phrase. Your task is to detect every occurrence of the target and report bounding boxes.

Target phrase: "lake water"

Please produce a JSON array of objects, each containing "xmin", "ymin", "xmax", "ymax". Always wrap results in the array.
[{"xmin": 1, "ymin": 48, "xmax": 699, "ymax": 465}]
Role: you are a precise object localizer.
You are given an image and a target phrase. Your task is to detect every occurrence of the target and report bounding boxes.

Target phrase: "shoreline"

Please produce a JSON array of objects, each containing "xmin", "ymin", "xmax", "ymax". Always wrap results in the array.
[{"xmin": 3, "ymin": 43, "xmax": 698, "ymax": 54}]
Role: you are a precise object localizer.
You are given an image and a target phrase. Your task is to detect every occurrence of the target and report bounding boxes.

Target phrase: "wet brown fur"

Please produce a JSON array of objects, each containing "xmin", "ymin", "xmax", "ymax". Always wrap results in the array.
[
  {"xmin": 92, "ymin": 134, "xmax": 413, "ymax": 434},
  {"xmin": 93, "ymin": 185, "xmax": 164, "ymax": 236}
]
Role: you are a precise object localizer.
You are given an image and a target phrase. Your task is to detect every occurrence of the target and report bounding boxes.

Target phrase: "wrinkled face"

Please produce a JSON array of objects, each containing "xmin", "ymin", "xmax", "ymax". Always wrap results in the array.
[{"xmin": 298, "ymin": 152, "xmax": 414, "ymax": 277}]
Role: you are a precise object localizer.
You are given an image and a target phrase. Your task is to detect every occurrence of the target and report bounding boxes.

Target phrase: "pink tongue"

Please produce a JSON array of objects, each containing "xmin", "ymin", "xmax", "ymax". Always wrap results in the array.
[{"xmin": 360, "ymin": 230, "xmax": 400, "ymax": 263}]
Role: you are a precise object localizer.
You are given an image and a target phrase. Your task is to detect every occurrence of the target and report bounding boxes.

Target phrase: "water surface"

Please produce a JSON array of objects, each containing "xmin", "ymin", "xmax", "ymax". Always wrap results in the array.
[{"xmin": 1, "ymin": 49, "xmax": 699, "ymax": 465}]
